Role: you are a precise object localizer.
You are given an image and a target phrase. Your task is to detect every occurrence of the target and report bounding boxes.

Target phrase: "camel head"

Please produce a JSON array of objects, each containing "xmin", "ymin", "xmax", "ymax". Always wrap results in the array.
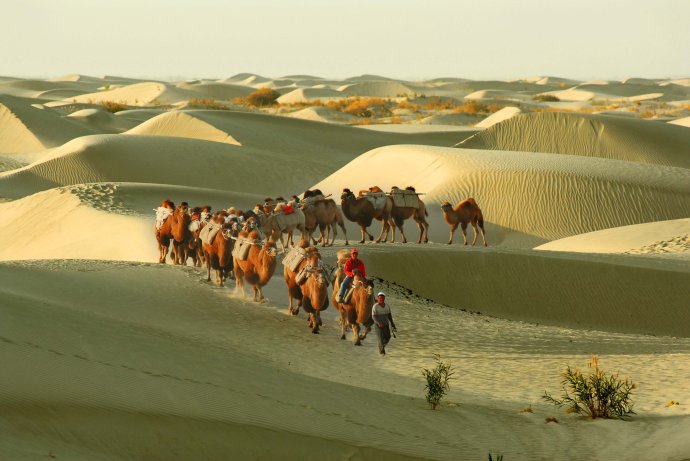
[
  {"xmin": 341, "ymin": 188, "xmax": 355, "ymax": 203},
  {"xmin": 406, "ymin": 186, "xmax": 416, "ymax": 192},
  {"xmin": 263, "ymin": 239, "xmax": 277, "ymax": 257},
  {"xmin": 441, "ymin": 201, "xmax": 453, "ymax": 213},
  {"xmin": 201, "ymin": 205, "xmax": 212, "ymax": 212},
  {"xmin": 160, "ymin": 199, "xmax": 175, "ymax": 210}
]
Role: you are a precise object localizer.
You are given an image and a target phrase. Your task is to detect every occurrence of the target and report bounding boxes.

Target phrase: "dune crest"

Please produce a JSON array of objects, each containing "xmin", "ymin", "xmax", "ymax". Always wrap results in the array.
[{"xmin": 126, "ymin": 111, "xmax": 242, "ymax": 145}]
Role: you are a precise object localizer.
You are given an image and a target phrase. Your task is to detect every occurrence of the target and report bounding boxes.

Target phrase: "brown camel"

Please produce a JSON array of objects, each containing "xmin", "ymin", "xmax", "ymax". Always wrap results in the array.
[
  {"xmin": 202, "ymin": 222, "xmax": 234, "ymax": 286},
  {"xmin": 298, "ymin": 249, "xmax": 330, "ymax": 334},
  {"xmin": 154, "ymin": 199, "xmax": 175, "ymax": 263},
  {"xmin": 441, "ymin": 198, "xmax": 488, "ymax": 246},
  {"xmin": 332, "ymin": 272, "xmax": 374, "ymax": 345},
  {"xmin": 261, "ymin": 207, "xmax": 306, "ymax": 251},
  {"xmin": 302, "ymin": 189, "xmax": 349, "ymax": 247},
  {"xmin": 340, "ymin": 188, "xmax": 392, "ymax": 244},
  {"xmin": 234, "ymin": 229, "xmax": 278, "ymax": 302},
  {"xmin": 169, "ymin": 202, "xmax": 191, "ymax": 265},
  {"xmin": 284, "ymin": 246, "xmax": 317, "ymax": 316},
  {"xmin": 388, "ymin": 186, "xmax": 430, "ymax": 244}
]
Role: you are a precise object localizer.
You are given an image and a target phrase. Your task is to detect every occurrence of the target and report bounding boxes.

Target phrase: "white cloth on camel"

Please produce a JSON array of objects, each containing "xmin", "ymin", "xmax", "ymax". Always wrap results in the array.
[
  {"xmin": 200, "ymin": 221, "xmax": 221, "ymax": 245},
  {"xmin": 188, "ymin": 220, "xmax": 201, "ymax": 233},
  {"xmin": 363, "ymin": 191, "xmax": 387, "ymax": 211},
  {"xmin": 389, "ymin": 188, "xmax": 420, "ymax": 209},
  {"xmin": 154, "ymin": 207, "xmax": 173, "ymax": 230}
]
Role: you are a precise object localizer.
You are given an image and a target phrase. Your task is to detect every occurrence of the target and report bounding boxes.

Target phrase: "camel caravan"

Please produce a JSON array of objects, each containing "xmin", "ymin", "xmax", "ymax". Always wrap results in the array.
[{"xmin": 152, "ymin": 189, "xmax": 487, "ymax": 342}]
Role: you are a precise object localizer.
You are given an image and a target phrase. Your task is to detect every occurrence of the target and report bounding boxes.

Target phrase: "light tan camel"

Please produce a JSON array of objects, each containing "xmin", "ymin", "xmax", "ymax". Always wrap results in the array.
[
  {"xmin": 332, "ymin": 270, "xmax": 374, "ymax": 346},
  {"xmin": 202, "ymin": 222, "xmax": 233, "ymax": 286},
  {"xmin": 340, "ymin": 188, "xmax": 392, "ymax": 244},
  {"xmin": 302, "ymin": 189, "xmax": 349, "ymax": 247},
  {"xmin": 388, "ymin": 187, "xmax": 430, "ymax": 244},
  {"xmin": 260, "ymin": 207, "xmax": 306, "ymax": 251},
  {"xmin": 234, "ymin": 229, "xmax": 278, "ymax": 302},
  {"xmin": 154, "ymin": 199, "xmax": 175, "ymax": 263},
  {"xmin": 441, "ymin": 198, "xmax": 488, "ymax": 246}
]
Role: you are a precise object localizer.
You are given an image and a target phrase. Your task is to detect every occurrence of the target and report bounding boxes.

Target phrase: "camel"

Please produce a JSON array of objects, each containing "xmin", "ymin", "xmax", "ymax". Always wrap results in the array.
[
  {"xmin": 302, "ymin": 189, "xmax": 349, "ymax": 247},
  {"xmin": 332, "ymin": 271, "xmax": 374, "ymax": 345},
  {"xmin": 202, "ymin": 222, "xmax": 234, "ymax": 286},
  {"xmin": 261, "ymin": 207, "xmax": 306, "ymax": 251},
  {"xmin": 441, "ymin": 198, "xmax": 488, "ymax": 246},
  {"xmin": 340, "ymin": 188, "xmax": 392, "ymax": 244},
  {"xmin": 154, "ymin": 199, "xmax": 175, "ymax": 263},
  {"xmin": 234, "ymin": 229, "xmax": 278, "ymax": 302},
  {"xmin": 284, "ymin": 245, "xmax": 316, "ymax": 315},
  {"xmin": 388, "ymin": 186, "xmax": 430, "ymax": 244},
  {"xmin": 295, "ymin": 249, "xmax": 330, "ymax": 334},
  {"xmin": 169, "ymin": 202, "xmax": 191, "ymax": 265}
]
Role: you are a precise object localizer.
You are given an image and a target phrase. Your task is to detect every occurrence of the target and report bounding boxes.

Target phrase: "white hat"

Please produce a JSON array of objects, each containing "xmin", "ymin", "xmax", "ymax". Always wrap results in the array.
[{"xmin": 377, "ymin": 292, "xmax": 385, "ymax": 297}]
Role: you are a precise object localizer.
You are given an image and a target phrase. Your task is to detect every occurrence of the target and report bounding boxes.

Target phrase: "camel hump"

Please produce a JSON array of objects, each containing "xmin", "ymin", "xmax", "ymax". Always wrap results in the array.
[
  {"xmin": 464, "ymin": 197, "xmax": 478, "ymax": 206},
  {"xmin": 369, "ymin": 186, "xmax": 383, "ymax": 193}
]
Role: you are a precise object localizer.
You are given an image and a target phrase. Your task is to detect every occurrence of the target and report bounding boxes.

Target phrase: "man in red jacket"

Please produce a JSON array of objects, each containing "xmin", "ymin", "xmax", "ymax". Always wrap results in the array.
[{"xmin": 337, "ymin": 248, "xmax": 366, "ymax": 303}]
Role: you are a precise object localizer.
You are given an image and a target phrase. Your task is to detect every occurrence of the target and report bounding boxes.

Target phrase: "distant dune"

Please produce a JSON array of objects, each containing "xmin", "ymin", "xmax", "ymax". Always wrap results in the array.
[{"xmin": 459, "ymin": 112, "xmax": 690, "ymax": 168}]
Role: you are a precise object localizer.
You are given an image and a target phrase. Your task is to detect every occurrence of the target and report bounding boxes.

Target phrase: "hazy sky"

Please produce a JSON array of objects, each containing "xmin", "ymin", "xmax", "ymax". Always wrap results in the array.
[{"xmin": 2, "ymin": 0, "xmax": 689, "ymax": 81}]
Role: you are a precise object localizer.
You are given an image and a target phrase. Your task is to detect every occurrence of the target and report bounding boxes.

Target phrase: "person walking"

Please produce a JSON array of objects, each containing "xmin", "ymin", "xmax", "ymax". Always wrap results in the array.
[
  {"xmin": 337, "ymin": 248, "xmax": 366, "ymax": 303},
  {"xmin": 372, "ymin": 292, "xmax": 396, "ymax": 356}
]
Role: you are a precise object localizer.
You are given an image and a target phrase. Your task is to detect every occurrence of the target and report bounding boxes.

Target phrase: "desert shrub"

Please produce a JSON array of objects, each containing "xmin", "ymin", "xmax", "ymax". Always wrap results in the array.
[
  {"xmin": 543, "ymin": 356, "xmax": 635, "ymax": 419},
  {"xmin": 243, "ymin": 88, "xmax": 280, "ymax": 107},
  {"xmin": 343, "ymin": 97, "xmax": 387, "ymax": 118},
  {"xmin": 452, "ymin": 100, "xmax": 490, "ymax": 114},
  {"xmin": 532, "ymin": 94, "xmax": 560, "ymax": 102},
  {"xmin": 422, "ymin": 354, "xmax": 455, "ymax": 410},
  {"xmin": 100, "ymin": 100, "xmax": 127, "ymax": 113},
  {"xmin": 187, "ymin": 98, "xmax": 228, "ymax": 110}
]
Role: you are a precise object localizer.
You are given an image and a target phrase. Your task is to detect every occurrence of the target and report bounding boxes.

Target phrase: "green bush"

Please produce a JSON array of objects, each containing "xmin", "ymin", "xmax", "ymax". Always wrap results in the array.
[
  {"xmin": 422, "ymin": 354, "xmax": 455, "ymax": 410},
  {"xmin": 543, "ymin": 356, "xmax": 635, "ymax": 419}
]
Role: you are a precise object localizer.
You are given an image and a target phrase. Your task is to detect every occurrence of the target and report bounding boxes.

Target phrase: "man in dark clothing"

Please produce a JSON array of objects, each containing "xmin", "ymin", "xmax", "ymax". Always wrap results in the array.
[
  {"xmin": 337, "ymin": 248, "xmax": 366, "ymax": 303},
  {"xmin": 372, "ymin": 292, "xmax": 396, "ymax": 356}
]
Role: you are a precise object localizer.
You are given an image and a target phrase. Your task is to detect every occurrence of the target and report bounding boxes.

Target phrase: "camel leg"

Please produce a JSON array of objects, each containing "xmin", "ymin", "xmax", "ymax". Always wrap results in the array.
[
  {"xmin": 375, "ymin": 221, "xmax": 388, "ymax": 243},
  {"xmin": 352, "ymin": 323, "xmax": 362, "ymax": 346},
  {"xmin": 311, "ymin": 312, "xmax": 320, "ymax": 334},
  {"xmin": 461, "ymin": 222, "xmax": 469, "ymax": 245},
  {"xmin": 448, "ymin": 224, "xmax": 457, "ymax": 245},
  {"xmin": 359, "ymin": 226, "xmax": 367, "ymax": 244},
  {"xmin": 258, "ymin": 286, "xmax": 266, "ymax": 303},
  {"xmin": 361, "ymin": 325, "xmax": 371, "ymax": 340},
  {"xmin": 339, "ymin": 310, "xmax": 346, "ymax": 339},
  {"xmin": 340, "ymin": 222, "xmax": 349, "ymax": 246},
  {"xmin": 397, "ymin": 220, "xmax": 408, "ymax": 244},
  {"xmin": 234, "ymin": 268, "xmax": 245, "ymax": 297},
  {"xmin": 471, "ymin": 222, "xmax": 479, "ymax": 246},
  {"xmin": 416, "ymin": 220, "xmax": 425, "ymax": 244},
  {"xmin": 479, "ymin": 221, "xmax": 488, "ymax": 246},
  {"xmin": 218, "ymin": 269, "xmax": 224, "ymax": 287}
]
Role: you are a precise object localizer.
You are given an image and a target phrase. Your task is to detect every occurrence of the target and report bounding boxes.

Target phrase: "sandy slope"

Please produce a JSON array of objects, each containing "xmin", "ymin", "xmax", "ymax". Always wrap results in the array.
[
  {"xmin": 0, "ymin": 112, "xmax": 463, "ymax": 200},
  {"xmin": 459, "ymin": 112, "xmax": 690, "ymax": 168},
  {"xmin": 536, "ymin": 218, "xmax": 690, "ymax": 257},
  {"xmin": 2, "ymin": 259, "xmax": 690, "ymax": 460},
  {"xmin": 126, "ymin": 111, "xmax": 242, "ymax": 145},
  {"xmin": 312, "ymin": 144, "xmax": 690, "ymax": 244}
]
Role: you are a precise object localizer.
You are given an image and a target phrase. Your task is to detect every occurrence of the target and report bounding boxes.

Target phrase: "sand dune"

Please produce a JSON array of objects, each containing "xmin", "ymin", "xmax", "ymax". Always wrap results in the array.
[
  {"xmin": 459, "ymin": 112, "xmax": 690, "ymax": 168},
  {"xmin": 175, "ymin": 82, "xmax": 253, "ymax": 100},
  {"xmin": 535, "ymin": 218, "xmax": 690, "ymax": 257},
  {"xmin": 67, "ymin": 82, "xmax": 199, "ymax": 106},
  {"xmin": 669, "ymin": 116, "xmax": 690, "ymax": 127},
  {"xmin": 0, "ymin": 182, "xmax": 263, "ymax": 262},
  {"xmin": 338, "ymin": 81, "xmax": 415, "ymax": 97},
  {"xmin": 276, "ymin": 88, "xmax": 343, "ymax": 104},
  {"xmin": 474, "ymin": 106, "xmax": 521, "ymax": 128},
  {"xmin": 464, "ymin": 89, "xmax": 532, "ymax": 102},
  {"xmin": 312, "ymin": 144, "xmax": 690, "ymax": 244},
  {"xmin": 285, "ymin": 106, "xmax": 358, "ymax": 124},
  {"xmin": 0, "ymin": 95, "xmax": 98, "ymax": 154},
  {"xmin": 0, "ymin": 112, "xmax": 464, "ymax": 200},
  {"xmin": 126, "ymin": 111, "xmax": 242, "ymax": 145},
  {"xmin": 67, "ymin": 108, "xmax": 138, "ymax": 132}
]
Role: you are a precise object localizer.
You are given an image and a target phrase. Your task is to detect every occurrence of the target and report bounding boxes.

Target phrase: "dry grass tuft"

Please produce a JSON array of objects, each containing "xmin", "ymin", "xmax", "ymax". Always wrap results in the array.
[
  {"xmin": 100, "ymin": 100, "xmax": 128, "ymax": 113},
  {"xmin": 187, "ymin": 98, "xmax": 228, "ymax": 110}
]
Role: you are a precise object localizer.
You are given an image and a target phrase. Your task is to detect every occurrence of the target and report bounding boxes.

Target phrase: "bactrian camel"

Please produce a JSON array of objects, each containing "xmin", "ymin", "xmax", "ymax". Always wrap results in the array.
[
  {"xmin": 388, "ymin": 186, "xmax": 430, "ymax": 244},
  {"xmin": 234, "ymin": 229, "xmax": 278, "ymax": 302},
  {"xmin": 441, "ymin": 198, "xmax": 488, "ymax": 246},
  {"xmin": 340, "ymin": 188, "xmax": 392, "ymax": 244}
]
